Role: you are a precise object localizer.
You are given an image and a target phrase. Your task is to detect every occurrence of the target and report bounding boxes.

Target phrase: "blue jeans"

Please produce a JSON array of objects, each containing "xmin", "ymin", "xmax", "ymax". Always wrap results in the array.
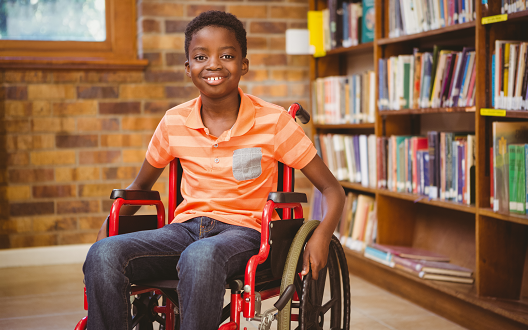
[{"xmin": 83, "ymin": 217, "xmax": 261, "ymax": 330}]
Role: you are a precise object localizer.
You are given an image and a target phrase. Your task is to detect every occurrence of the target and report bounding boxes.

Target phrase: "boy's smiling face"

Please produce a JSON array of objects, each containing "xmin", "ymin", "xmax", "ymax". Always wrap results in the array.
[{"xmin": 185, "ymin": 26, "xmax": 248, "ymax": 101}]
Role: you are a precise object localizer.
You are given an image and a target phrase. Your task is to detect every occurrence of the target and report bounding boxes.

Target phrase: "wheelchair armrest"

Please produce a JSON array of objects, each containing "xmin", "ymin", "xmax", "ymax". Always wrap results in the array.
[
  {"xmin": 267, "ymin": 192, "xmax": 307, "ymax": 204},
  {"xmin": 110, "ymin": 189, "xmax": 160, "ymax": 201}
]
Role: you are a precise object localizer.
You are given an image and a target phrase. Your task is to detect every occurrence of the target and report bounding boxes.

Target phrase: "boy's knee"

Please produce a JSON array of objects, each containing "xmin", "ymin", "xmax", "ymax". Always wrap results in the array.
[
  {"xmin": 177, "ymin": 243, "xmax": 223, "ymax": 276},
  {"xmin": 84, "ymin": 238, "xmax": 124, "ymax": 275}
]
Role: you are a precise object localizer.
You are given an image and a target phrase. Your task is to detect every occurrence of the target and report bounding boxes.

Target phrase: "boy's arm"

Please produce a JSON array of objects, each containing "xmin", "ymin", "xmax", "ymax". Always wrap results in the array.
[
  {"xmin": 95, "ymin": 159, "xmax": 166, "ymax": 241},
  {"xmin": 300, "ymin": 154, "xmax": 345, "ymax": 280}
]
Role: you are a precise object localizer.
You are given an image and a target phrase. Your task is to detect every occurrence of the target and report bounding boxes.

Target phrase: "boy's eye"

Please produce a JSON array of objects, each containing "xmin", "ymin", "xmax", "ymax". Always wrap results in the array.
[
  {"xmin": 195, "ymin": 55, "xmax": 206, "ymax": 61},
  {"xmin": 222, "ymin": 55, "xmax": 234, "ymax": 59}
]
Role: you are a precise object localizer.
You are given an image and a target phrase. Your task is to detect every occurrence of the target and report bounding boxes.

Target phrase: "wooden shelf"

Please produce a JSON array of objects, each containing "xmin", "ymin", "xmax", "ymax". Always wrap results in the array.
[
  {"xmin": 380, "ymin": 107, "xmax": 476, "ymax": 115},
  {"xmin": 482, "ymin": 10, "xmax": 528, "ymax": 25},
  {"xmin": 377, "ymin": 189, "xmax": 477, "ymax": 213},
  {"xmin": 312, "ymin": 123, "xmax": 375, "ymax": 130},
  {"xmin": 479, "ymin": 208, "xmax": 528, "ymax": 225},
  {"xmin": 324, "ymin": 42, "xmax": 374, "ymax": 56},
  {"xmin": 377, "ymin": 21, "xmax": 476, "ymax": 45},
  {"xmin": 339, "ymin": 181, "xmax": 377, "ymax": 194},
  {"xmin": 344, "ymin": 248, "xmax": 528, "ymax": 329}
]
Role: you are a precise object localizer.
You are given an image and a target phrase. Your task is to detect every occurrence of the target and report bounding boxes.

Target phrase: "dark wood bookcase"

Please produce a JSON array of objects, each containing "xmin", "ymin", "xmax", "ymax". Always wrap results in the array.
[{"xmin": 309, "ymin": 0, "xmax": 528, "ymax": 328}]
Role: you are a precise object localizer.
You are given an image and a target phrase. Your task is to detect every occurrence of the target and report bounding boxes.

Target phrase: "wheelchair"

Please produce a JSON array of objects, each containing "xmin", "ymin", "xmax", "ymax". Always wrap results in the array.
[{"xmin": 75, "ymin": 103, "xmax": 351, "ymax": 330}]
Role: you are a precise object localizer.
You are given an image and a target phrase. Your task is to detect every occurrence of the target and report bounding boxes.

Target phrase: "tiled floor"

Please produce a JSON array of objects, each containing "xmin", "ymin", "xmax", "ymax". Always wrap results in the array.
[{"xmin": 0, "ymin": 263, "xmax": 467, "ymax": 330}]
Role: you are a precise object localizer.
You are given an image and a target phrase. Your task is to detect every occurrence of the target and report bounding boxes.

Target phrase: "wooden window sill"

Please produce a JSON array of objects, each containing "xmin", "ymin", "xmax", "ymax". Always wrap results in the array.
[{"xmin": 0, "ymin": 57, "xmax": 149, "ymax": 70}]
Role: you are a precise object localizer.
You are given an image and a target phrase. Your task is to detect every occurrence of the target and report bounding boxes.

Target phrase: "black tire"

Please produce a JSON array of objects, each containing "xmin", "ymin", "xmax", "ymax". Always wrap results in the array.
[{"xmin": 278, "ymin": 221, "xmax": 350, "ymax": 330}]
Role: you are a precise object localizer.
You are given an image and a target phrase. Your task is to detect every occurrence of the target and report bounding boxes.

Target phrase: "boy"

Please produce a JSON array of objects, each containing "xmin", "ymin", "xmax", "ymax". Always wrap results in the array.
[{"xmin": 84, "ymin": 10, "xmax": 345, "ymax": 330}]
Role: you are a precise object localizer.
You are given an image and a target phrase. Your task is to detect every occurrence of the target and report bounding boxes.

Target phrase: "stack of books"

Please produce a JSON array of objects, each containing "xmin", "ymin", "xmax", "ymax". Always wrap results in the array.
[
  {"xmin": 312, "ymin": 73, "xmax": 376, "ymax": 124},
  {"xmin": 388, "ymin": 0, "xmax": 476, "ymax": 38},
  {"xmin": 377, "ymin": 132, "xmax": 476, "ymax": 204},
  {"xmin": 378, "ymin": 46, "xmax": 477, "ymax": 110},
  {"xmin": 492, "ymin": 40, "xmax": 528, "ymax": 110},
  {"xmin": 364, "ymin": 244, "xmax": 474, "ymax": 284},
  {"xmin": 500, "ymin": 0, "xmax": 527, "ymax": 14},
  {"xmin": 315, "ymin": 134, "xmax": 377, "ymax": 187},
  {"xmin": 491, "ymin": 121, "xmax": 528, "ymax": 214}
]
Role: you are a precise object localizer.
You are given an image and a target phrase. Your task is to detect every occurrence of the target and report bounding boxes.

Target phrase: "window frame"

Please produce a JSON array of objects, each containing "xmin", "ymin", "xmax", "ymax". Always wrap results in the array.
[{"xmin": 0, "ymin": 0, "xmax": 147, "ymax": 70}]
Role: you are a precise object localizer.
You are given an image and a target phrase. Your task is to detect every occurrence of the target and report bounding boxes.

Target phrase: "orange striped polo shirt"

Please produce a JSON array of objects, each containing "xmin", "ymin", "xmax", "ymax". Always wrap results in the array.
[{"xmin": 146, "ymin": 88, "xmax": 317, "ymax": 232}]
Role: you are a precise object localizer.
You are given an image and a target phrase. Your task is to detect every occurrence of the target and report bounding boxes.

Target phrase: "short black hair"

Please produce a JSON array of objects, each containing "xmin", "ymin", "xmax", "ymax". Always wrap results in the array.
[{"xmin": 185, "ymin": 11, "xmax": 247, "ymax": 60}]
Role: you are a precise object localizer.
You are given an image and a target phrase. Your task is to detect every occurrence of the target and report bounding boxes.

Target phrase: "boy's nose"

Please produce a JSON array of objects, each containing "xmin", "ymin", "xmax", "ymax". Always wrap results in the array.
[{"xmin": 206, "ymin": 57, "xmax": 222, "ymax": 70}]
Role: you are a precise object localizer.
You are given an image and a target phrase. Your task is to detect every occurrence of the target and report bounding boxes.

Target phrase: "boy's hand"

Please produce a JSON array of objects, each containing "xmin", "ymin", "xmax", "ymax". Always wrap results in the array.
[{"xmin": 301, "ymin": 230, "xmax": 331, "ymax": 280}]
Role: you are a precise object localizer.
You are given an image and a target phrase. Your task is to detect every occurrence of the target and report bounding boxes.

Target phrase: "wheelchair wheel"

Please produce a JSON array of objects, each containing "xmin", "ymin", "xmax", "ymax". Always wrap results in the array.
[
  {"xmin": 131, "ymin": 293, "xmax": 180, "ymax": 330},
  {"xmin": 277, "ymin": 220, "xmax": 350, "ymax": 330}
]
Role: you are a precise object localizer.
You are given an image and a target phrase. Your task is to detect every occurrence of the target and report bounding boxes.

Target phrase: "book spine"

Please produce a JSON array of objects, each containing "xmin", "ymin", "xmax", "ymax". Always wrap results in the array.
[
  {"xmin": 458, "ymin": 143, "xmax": 464, "ymax": 203},
  {"xmin": 518, "ymin": 145, "xmax": 526, "ymax": 214},
  {"xmin": 509, "ymin": 144, "xmax": 517, "ymax": 213},
  {"xmin": 525, "ymin": 144, "xmax": 528, "ymax": 213},
  {"xmin": 428, "ymin": 132, "xmax": 439, "ymax": 198},
  {"xmin": 491, "ymin": 147, "xmax": 494, "ymax": 208}
]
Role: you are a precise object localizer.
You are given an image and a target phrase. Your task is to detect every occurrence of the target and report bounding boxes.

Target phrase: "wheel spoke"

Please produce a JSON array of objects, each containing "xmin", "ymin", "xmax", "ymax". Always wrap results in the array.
[{"xmin": 320, "ymin": 296, "xmax": 339, "ymax": 314}]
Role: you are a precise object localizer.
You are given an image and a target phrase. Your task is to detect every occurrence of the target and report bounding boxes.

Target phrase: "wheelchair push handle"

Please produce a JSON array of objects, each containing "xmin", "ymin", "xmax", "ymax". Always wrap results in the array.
[{"xmin": 288, "ymin": 103, "xmax": 310, "ymax": 124}]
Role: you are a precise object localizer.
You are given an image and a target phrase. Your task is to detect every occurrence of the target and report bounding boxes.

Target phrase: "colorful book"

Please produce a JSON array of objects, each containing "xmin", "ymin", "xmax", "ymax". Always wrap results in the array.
[
  {"xmin": 364, "ymin": 245, "xmax": 394, "ymax": 267},
  {"xmin": 393, "ymin": 256, "xmax": 473, "ymax": 277},
  {"xmin": 370, "ymin": 244, "xmax": 450, "ymax": 262}
]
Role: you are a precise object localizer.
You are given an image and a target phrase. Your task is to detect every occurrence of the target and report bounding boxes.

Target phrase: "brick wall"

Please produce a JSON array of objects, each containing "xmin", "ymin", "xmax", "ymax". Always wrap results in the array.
[{"xmin": 0, "ymin": 0, "xmax": 312, "ymax": 249}]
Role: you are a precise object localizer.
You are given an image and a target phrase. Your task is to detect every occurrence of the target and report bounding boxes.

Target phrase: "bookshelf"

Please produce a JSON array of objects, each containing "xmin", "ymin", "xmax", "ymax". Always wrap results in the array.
[{"xmin": 309, "ymin": 0, "xmax": 528, "ymax": 328}]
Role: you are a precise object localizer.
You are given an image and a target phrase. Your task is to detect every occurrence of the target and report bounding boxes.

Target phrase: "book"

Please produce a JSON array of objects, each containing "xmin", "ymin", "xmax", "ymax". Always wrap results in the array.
[
  {"xmin": 361, "ymin": 0, "xmax": 375, "ymax": 43},
  {"xmin": 348, "ymin": 194, "xmax": 375, "ymax": 251},
  {"xmin": 370, "ymin": 243, "xmax": 450, "ymax": 261},
  {"xmin": 364, "ymin": 245, "xmax": 394, "ymax": 267},
  {"xmin": 393, "ymin": 256, "xmax": 473, "ymax": 277},
  {"xmin": 492, "ymin": 122, "xmax": 528, "ymax": 213}
]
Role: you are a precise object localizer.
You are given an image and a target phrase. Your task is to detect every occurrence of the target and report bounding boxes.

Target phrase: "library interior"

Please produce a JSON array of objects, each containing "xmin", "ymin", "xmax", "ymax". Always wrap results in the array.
[{"xmin": 1, "ymin": 0, "xmax": 528, "ymax": 329}]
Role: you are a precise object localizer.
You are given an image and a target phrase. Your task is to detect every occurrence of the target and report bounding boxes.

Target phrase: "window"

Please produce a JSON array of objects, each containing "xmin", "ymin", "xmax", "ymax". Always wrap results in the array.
[{"xmin": 0, "ymin": 0, "xmax": 147, "ymax": 69}]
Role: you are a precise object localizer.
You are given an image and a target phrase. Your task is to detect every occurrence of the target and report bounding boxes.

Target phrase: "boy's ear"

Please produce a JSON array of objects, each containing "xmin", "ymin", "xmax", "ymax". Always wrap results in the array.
[
  {"xmin": 241, "ymin": 58, "xmax": 249, "ymax": 76},
  {"xmin": 185, "ymin": 60, "xmax": 191, "ymax": 78}
]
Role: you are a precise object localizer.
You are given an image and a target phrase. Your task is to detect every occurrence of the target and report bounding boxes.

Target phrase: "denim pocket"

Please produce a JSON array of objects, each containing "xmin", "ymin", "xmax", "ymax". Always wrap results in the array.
[{"xmin": 232, "ymin": 147, "xmax": 262, "ymax": 181}]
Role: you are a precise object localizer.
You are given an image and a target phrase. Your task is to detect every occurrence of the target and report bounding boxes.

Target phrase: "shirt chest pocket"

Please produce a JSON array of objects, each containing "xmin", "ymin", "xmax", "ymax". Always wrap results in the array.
[{"xmin": 232, "ymin": 147, "xmax": 263, "ymax": 181}]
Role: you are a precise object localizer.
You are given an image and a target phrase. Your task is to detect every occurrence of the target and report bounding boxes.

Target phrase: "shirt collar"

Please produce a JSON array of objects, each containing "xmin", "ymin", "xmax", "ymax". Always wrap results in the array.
[{"xmin": 185, "ymin": 87, "xmax": 255, "ymax": 141}]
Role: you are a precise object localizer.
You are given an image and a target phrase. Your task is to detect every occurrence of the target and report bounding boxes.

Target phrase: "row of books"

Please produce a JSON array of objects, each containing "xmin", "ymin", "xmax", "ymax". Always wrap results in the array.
[
  {"xmin": 312, "ymin": 74, "xmax": 376, "ymax": 124},
  {"xmin": 388, "ymin": 0, "xmax": 476, "ymax": 38},
  {"xmin": 314, "ymin": 134, "xmax": 377, "ymax": 187},
  {"xmin": 492, "ymin": 40, "xmax": 528, "ymax": 111},
  {"xmin": 364, "ymin": 244, "xmax": 474, "ymax": 284},
  {"xmin": 492, "ymin": 121, "xmax": 528, "ymax": 215},
  {"xmin": 378, "ymin": 132, "xmax": 476, "ymax": 204},
  {"xmin": 334, "ymin": 192, "xmax": 377, "ymax": 251},
  {"xmin": 500, "ymin": 0, "xmax": 527, "ymax": 14},
  {"xmin": 378, "ymin": 46, "xmax": 477, "ymax": 111},
  {"xmin": 321, "ymin": 0, "xmax": 374, "ymax": 51}
]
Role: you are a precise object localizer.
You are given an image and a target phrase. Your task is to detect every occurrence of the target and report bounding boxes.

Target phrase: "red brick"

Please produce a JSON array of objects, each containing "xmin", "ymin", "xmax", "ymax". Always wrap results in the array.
[
  {"xmin": 32, "ymin": 118, "xmax": 76, "ymax": 133},
  {"xmin": 143, "ymin": 52, "xmax": 162, "ymax": 66},
  {"xmin": 287, "ymin": 54, "xmax": 310, "ymax": 66},
  {"xmin": 8, "ymin": 152, "xmax": 29, "ymax": 166},
  {"xmin": 270, "ymin": 37, "xmax": 285, "ymax": 50},
  {"xmin": 122, "ymin": 117, "xmax": 160, "ymax": 131},
  {"xmin": 33, "ymin": 216, "xmax": 77, "ymax": 232},
  {"xmin": 55, "ymin": 167, "xmax": 100, "ymax": 182},
  {"xmin": 289, "ymin": 22, "xmax": 307, "ymax": 29},
  {"xmin": 100, "ymin": 72, "xmax": 144, "ymax": 83},
  {"xmin": 32, "ymin": 101, "xmax": 51, "ymax": 116},
  {"xmin": 5, "ymin": 101, "xmax": 31, "ymax": 117},
  {"xmin": 33, "ymin": 134, "xmax": 56, "ymax": 149},
  {"xmin": 5, "ymin": 119, "xmax": 30, "ymax": 133},
  {"xmin": 166, "ymin": 53, "xmax": 187, "ymax": 66},
  {"xmin": 165, "ymin": 86, "xmax": 199, "ymax": 98},
  {"xmin": 142, "ymin": 35, "xmax": 184, "ymax": 50},
  {"xmin": 10, "ymin": 202, "xmax": 54, "ymax": 216},
  {"xmin": 31, "ymin": 151, "xmax": 76, "ymax": 165},
  {"xmin": 53, "ymin": 101, "xmax": 97, "ymax": 116},
  {"xmin": 145, "ymin": 101, "xmax": 179, "ymax": 114},
  {"xmin": 101, "ymin": 134, "xmax": 143, "ymax": 147},
  {"xmin": 249, "ymin": 54, "xmax": 287, "ymax": 66},
  {"xmin": 57, "ymin": 200, "xmax": 100, "ymax": 214},
  {"xmin": 123, "ymin": 150, "xmax": 146, "ymax": 163},
  {"xmin": 141, "ymin": 3, "xmax": 184, "ymax": 17},
  {"xmin": 77, "ymin": 118, "xmax": 120, "ymax": 132},
  {"xmin": 250, "ymin": 22, "xmax": 287, "ymax": 34},
  {"xmin": 271, "ymin": 69, "xmax": 309, "ymax": 81},
  {"xmin": 142, "ymin": 19, "xmax": 161, "ymax": 33},
  {"xmin": 120, "ymin": 85, "xmax": 165, "ymax": 99},
  {"xmin": 6, "ymin": 86, "xmax": 27, "ymax": 100},
  {"xmin": 79, "ymin": 216, "xmax": 105, "ymax": 230},
  {"xmin": 56, "ymin": 135, "xmax": 98, "ymax": 148},
  {"xmin": 79, "ymin": 150, "xmax": 121, "ymax": 164},
  {"xmin": 8, "ymin": 169, "xmax": 54, "ymax": 183},
  {"xmin": 77, "ymin": 86, "xmax": 119, "ymax": 99},
  {"xmin": 251, "ymin": 84, "xmax": 289, "ymax": 97},
  {"xmin": 0, "ymin": 219, "xmax": 32, "ymax": 234},
  {"xmin": 187, "ymin": 5, "xmax": 226, "ymax": 17},
  {"xmin": 53, "ymin": 71, "xmax": 83, "ymax": 83},
  {"xmin": 10, "ymin": 234, "xmax": 58, "ymax": 248},
  {"xmin": 247, "ymin": 37, "xmax": 267, "ymax": 50},
  {"xmin": 99, "ymin": 102, "xmax": 141, "ymax": 115},
  {"xmin": 27, "ymin": 84, "xmax": 76, "ymax": 99},
  {"xmin": 4, "ymin": 70, "xmax": 51, "ymax": 83},
  {"xmin": 33, "ymin": 185, "xmax": 76, "ymax": 198},
  {"xmin": 102, "ymin": 167, "xmax": 139, "ymax": 180},
  {"xmin": 145, "ymin": 70, "xmax": 184, "ymax": 83},
  {"xmin": 270, "ymin": 5, "xmax": 308, "ymax": 19},
  {"xmin": 60, "ymin": 232, "xmax": 98, "ymax": 245},
  {"xmin": 228, "ymin": 5, "xmax": 267, "ymax": 18},
  {"xmin": 165, "ymin": 20, "xmax": 191, "ymax": 33},
  {"xmin": 79, "ymin": 183, "xmax": 119, "ymax": 197},
  {"xmin": 241, "ymin": 69, "xmax": 268, "ymax": 82}
]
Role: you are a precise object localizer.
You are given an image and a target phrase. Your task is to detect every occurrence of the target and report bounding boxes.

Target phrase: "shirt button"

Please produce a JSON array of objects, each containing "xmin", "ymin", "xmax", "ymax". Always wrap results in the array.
[
  {"xmin": 213, "ymin": 144, "xmax": 218, "ymax": 148},
  {"xmin": 214, "ymin": 158, "xmax": 219, "ymax": 163}
]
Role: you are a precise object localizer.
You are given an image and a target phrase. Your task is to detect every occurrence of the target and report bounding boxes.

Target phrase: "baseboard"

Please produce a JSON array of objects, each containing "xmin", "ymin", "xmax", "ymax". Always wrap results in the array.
[{"xmin": 0, "ymin": 243, "xmax": 92, "ymax": 268}]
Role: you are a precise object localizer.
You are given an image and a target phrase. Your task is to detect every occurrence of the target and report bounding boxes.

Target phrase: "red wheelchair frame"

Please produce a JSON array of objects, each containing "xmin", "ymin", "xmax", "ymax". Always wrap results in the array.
[{"xmin": 75, "ymin": 103, "xmax": 311, "ymax": 330}]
